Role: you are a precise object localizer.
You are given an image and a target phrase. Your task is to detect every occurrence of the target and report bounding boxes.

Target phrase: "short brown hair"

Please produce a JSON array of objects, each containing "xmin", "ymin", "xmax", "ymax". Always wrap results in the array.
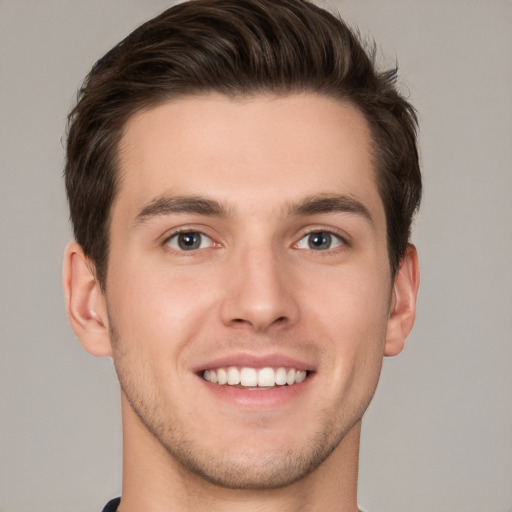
[{"xmin": 65, "ymin": 0, "xmax": 421, "ymax": 288}]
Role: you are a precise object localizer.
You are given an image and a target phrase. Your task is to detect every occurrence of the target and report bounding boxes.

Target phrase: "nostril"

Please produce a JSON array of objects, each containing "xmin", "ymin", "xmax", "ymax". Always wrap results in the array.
[
  {"xmin": 229, "ymin": 318, "xmax": 256, "ymax": 329},
  {"xmin": 228, "ymin": 315, "xmax": 288, "ymax": 330}
]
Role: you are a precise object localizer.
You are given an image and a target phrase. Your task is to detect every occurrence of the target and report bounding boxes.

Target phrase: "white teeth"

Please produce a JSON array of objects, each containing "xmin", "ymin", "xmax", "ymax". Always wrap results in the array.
[
  {"xmin": 286, "ymin": 368, "xmax": 296, "ymax": 386},
  {"xmin": 275, "ymin": 367, "xmax": 287, "ymax": 386},
  {"xmin": 257, "ymin": 367, "xmax": 275, "ymax": 387},
  {"xmin": 203, "ymin": 366, "xmax": 308, "ymax": 387},
  {"xmin": 217, "ymin": 368, "xmax": 227, "ymax": 385},
  {"xmin": 296, "ymin": 370, "xmax": 307, "ymax": 383},
  {"xmin": 240, "ymin": 367, "xmax": 258, "ymax": 387},
  {"xmin": 227, "ymin": 366, "xmax": 240, "ymax": 385}
]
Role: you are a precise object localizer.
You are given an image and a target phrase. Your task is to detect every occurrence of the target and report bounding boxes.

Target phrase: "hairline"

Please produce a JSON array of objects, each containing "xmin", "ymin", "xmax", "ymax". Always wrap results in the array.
[{"xmin": 95, "ymin": 89, "xmax": 394, "ymax": 291}]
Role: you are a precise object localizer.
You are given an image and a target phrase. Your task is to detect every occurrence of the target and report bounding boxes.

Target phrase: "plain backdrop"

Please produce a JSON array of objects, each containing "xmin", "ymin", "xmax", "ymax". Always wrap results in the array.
[{"xmin": 1, "ymin": 1, "xmax": 511, "ymax": 511}]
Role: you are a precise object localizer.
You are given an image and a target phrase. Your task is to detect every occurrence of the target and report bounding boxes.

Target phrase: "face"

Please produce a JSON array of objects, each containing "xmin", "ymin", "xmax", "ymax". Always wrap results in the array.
[{"xmin": 106, "ymin": 93, "xmax": 394, "ymax": 488}]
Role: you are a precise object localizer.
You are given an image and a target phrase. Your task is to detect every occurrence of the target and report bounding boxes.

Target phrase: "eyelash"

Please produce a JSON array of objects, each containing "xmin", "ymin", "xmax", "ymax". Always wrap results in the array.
[
  {"xmin": 164, "ymin": 229, "xmax": 217, "ymax": 252},
  {"xmin": 294, "ymin": 230, "xmax": 348, "ymax": 252},
  {"xmin": 162, "ymin": 227, "xmax": 349, "ymax": 253}
]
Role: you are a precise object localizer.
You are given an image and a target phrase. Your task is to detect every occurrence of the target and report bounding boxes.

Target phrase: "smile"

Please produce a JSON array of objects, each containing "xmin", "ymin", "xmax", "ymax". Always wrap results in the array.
[{"xmin": 203, "ymin": 367, "xmax": 308, "ymax": 387}]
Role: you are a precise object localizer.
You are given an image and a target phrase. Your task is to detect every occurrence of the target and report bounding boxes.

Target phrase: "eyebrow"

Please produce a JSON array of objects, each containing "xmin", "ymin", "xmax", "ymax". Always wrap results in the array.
[
  {"xmin": 286, "ymin": 194, "xmax": 375, "ymax": 227},
  {"xmin": 134, "ymin": 195, "xmax": 230, "ymax": 225},
  {"xmin": 133, "ymin": 192, "xmax": 374, "ymax": 227}
]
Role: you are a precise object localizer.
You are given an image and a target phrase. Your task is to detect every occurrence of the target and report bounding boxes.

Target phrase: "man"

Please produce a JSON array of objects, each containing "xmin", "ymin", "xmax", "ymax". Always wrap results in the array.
[{"xmin": 62, "ymin": 0, "xmax": 421, "ymax": 510}]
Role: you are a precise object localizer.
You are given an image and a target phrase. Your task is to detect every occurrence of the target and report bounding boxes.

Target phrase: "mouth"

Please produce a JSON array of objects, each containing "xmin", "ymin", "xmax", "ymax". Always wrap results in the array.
[{"xmin": 201, "ymin": 366, "xmax": 309, "ymax": 388}]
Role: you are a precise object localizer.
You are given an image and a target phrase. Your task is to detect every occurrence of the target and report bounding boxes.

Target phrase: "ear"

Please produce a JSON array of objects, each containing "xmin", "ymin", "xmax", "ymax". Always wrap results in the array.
[
  {"xmin": 384, "ymin": 244, "xmax": 420, "ymax": 357},
  {"xmin": 62, "ymin": 242, "xmax": 112, "ymax": 357}
]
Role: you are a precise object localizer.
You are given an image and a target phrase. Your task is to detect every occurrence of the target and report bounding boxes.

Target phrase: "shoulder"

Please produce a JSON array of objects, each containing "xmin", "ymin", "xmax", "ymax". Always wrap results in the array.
[
  {"xmin": 99, "ymin": 499, "xmax": 367, "ymax": 511},
  {"xmin": 101, "ymin": 497, "xmax": 121, "ymax": 512}
]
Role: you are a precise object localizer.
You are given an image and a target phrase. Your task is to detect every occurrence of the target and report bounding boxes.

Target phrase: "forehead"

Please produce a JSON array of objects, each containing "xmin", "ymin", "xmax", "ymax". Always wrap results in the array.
[{"xmin": 115, "ymin": 93, "xmax": 383, "ymax": 224}]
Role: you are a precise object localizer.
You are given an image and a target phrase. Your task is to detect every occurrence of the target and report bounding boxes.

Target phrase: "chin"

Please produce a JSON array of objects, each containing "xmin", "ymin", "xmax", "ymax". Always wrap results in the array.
[
  {"xmin": 155, "ymin": 411, "xmax": 358, "ymax": 490},
  {"xmin": 167, "ymin": 444, "xmax": 334, "ymax": 490}
]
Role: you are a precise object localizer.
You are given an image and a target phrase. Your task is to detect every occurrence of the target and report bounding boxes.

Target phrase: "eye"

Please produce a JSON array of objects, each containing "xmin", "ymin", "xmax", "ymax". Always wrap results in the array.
[
  {"xmin": 295, "ymin": 231, "xmax": 344, "ymax": 251},
  {"xmin": 166, "ymin": 231, "xmax": 213, "ymax": 251}
]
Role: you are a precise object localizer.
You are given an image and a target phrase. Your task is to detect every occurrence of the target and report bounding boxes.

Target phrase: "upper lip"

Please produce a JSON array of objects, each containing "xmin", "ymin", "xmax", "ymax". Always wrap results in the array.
[{"xmin": 193, "ymin": 352, "xmax": 314, "ymax": 373}]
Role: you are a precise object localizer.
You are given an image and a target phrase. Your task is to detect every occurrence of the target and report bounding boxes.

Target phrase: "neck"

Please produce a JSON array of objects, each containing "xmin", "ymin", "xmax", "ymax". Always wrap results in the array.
[{"xmin": 119, "ymin": 398, "xmax": 361, "ymax": 512}]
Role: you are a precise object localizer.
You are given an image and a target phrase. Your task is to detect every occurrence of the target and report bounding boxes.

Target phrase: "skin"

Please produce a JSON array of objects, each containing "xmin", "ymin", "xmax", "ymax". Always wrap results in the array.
[{"xmin": 64, "ymin": 93, "xmax": 419, "ymax": 512}]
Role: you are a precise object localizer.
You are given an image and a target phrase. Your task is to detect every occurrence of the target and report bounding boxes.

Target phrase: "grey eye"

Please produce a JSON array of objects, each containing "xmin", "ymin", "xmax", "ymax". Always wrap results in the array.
[
  {"xmin": 296, "ymin": 231, "xmax": 343, "ymax": 251},
  {"xmin": 167, "ymin": 232, "xmax": 212, "ymax": 251}
]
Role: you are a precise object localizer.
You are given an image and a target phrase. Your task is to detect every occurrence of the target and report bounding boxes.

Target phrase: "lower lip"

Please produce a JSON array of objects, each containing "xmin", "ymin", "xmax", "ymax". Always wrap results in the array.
[{"xmin": 198, "ymin": 374, "xmax": 314, "ymax": 409}]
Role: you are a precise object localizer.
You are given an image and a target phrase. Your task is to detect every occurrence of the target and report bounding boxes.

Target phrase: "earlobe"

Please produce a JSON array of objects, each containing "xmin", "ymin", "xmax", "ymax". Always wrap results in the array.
[
  {"xmin": 384, "ymin": 244, "xmax": 420, "ymax": 357},
  {"xmin": 62, "ymin": 242, "xmax": 112, "ymax": 357}
]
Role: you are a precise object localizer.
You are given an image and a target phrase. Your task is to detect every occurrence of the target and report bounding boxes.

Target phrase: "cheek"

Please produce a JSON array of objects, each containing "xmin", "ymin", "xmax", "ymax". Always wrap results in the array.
[
  {"xmin": 305, "ymin": 265, "xmax": 391, "ymax": 379},
  {"xmin": 106, "ymin": 258, "xmax": 221, "ymax": 358},
  {"xmin": 307, "ymin": 262, "xmax": 390, "ymax": 335}
]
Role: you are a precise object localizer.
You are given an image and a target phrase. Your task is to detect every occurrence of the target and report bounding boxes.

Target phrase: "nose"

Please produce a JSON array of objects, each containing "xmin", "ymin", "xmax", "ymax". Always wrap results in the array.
[{"xmin": 219, "ymin": 244, "xmax": 300, "ymax": 333}]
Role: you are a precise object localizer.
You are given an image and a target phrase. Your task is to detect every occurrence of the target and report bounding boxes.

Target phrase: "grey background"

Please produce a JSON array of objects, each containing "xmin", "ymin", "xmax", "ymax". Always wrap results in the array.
[{"xmin": 1, "ymin": 0, "xmax": 511, "ymax": 511}]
